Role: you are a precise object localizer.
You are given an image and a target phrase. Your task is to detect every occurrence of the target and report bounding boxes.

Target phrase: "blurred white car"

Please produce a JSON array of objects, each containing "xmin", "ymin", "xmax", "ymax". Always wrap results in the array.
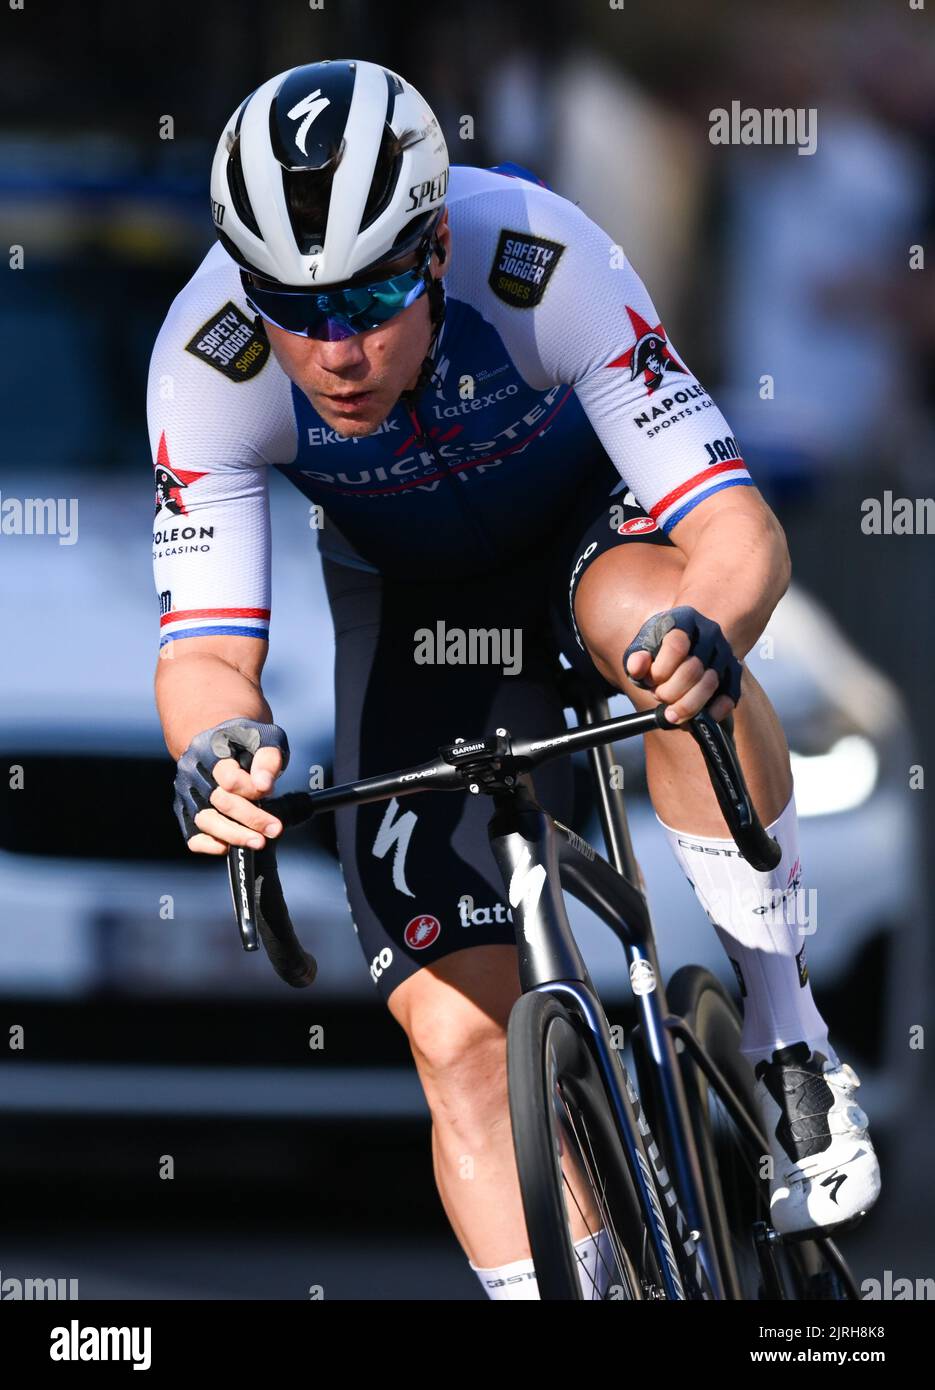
[{"xmin": 0, "ymin": 468, "xmax": 355, "ymax": 1000}]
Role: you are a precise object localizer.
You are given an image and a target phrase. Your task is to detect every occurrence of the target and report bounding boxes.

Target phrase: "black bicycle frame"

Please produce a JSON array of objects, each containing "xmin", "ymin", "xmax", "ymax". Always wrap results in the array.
[{"xmin": 223, "ymin": 672, "xmax": 791, "ymax": 1299}]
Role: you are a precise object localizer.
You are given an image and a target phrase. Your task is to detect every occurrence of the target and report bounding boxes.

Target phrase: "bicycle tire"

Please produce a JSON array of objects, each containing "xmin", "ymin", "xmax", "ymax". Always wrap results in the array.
[
  {"xmin": 664, "ymin": 966, "xmax": 856, "ymax": 1301},
  {"xmin": 507, "ymin": 989, "xmax": 667, "ymax": 1301}
]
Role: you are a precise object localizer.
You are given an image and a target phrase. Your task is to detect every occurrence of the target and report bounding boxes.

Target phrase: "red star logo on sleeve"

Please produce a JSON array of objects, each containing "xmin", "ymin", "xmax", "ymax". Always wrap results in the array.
[
  {"xmin": 605, "ymin": 306, "xmax": 687, "ymax": 394},
  {"xmin": 153, "ymin": 431, "xmax": 207, "ymax": 518}
]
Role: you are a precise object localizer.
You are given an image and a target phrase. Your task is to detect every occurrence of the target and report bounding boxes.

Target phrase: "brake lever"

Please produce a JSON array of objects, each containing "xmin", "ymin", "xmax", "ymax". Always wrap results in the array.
[
  {"xmin": 658, "ymin": 706, "xmax": 781, "ymax": 872},
  {"xmin": 227, "ymin": 842, "xmax": 259, "ymax": 952},
  {"xmin": 224, "ymin": 743, "xmax": 261, "ymax": 952}
]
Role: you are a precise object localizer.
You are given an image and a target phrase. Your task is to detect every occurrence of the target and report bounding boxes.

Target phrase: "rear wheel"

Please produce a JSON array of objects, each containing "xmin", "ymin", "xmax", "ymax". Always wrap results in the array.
[
  {"xmin": 507, "ymin": 989, "xmax": 667, "ymax": 1300},
  {"xmin": 663, "ymin": 966, "xmax": 857, "ymax": 1300}
]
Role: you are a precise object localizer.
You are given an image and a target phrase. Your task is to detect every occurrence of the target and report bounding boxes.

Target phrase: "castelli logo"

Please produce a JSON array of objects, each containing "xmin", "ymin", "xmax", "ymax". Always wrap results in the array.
[
  {"xmin": 619, "ymin": 516, "xmax": 658, "ymax": 536},
  {"xmin": 404, "ymin": 914, "xmax": 441, "ymax": 950}
]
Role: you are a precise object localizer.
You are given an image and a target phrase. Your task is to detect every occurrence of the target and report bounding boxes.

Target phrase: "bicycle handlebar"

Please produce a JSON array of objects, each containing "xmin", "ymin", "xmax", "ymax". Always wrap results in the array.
[{"xmin": 225, "ymin": 705, "xmax": 780, "ymax": 986}]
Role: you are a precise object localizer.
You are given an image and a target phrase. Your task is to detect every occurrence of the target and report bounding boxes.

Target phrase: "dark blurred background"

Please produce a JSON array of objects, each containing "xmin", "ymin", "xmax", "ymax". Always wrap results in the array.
[{"xmin": 1, "ymin": 0, "xmax": 934, "ymax": 1299}]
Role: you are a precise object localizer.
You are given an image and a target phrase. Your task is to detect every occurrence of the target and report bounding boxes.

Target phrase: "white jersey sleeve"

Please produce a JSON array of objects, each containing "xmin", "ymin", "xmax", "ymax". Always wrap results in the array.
[
  {"xmin": 464, "ymin": 181, "xmax": 753, "ymax": 534},
  {"xmin": 146, "ymin": 245, "xmax": 297, "ymax": 647}
]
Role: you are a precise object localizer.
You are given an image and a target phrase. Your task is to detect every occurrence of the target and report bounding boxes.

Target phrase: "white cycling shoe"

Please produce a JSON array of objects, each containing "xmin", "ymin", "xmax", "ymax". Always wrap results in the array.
[{"xmin": 752, "ymin": 1042, "xmax": 881, "ymax": 1237}]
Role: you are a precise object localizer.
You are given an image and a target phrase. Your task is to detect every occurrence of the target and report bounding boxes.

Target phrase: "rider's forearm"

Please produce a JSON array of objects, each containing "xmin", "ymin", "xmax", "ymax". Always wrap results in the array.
[
  {"xmin": 155, "ymin": 648, "xmax": 273, "ymax": 761},
  {"xmin": 670, "ymin": 505, "xmax": 791, "ymax": 660}
]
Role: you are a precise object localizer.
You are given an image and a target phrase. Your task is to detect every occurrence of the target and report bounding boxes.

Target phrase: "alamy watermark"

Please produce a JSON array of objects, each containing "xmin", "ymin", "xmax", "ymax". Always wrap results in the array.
[
  {"xmin": 709, "ymin": 101, "xmax": 818, "ymax": 156},
  {"xmin": 861, "ymin": 1270, "xmax": 935, "ymax": 1300},
  {"xmin": 50, "ymin": 1321, "xmax": 151, "ymax": 1370},
  {"xmin": 413, "ymin": 621, "xmax": 523, "ymax": 676},
  {"xmin": 1, "ymin": 1270, "xmax": 79, "ymax": 1299},
  {"xmin": 0, "ymin": 493, "xmax": 78, "ymax": 544},
  {"xmin": 861, "ymin": 492, "xmax": 935, "ymax": 535}
]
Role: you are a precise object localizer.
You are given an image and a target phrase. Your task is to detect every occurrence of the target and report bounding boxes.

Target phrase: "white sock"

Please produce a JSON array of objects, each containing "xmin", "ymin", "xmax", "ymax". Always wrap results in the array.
[
  {"xmin": 657, "ymin": 793, "xmax": 839, "ymax": 1070},
  {"xmin": 470, "ymin": 1230, "xmax": 613, "ymax": 1300},
  {"xmin": 573, "ymin": 1228, "xmax": 615, "ymax": 1299},
  {"xmin": 470, "ymin": 1252, "xmax": 539, "ymax": 1300}
]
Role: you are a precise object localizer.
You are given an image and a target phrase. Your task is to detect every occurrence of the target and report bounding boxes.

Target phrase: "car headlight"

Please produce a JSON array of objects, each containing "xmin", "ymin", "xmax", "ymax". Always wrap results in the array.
[{"xmin": 789, "ymin": 734, "xmax": 879, "ymax": 817}]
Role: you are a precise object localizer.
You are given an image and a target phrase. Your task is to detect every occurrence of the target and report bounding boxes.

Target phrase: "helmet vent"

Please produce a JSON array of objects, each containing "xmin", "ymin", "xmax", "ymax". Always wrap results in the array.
[
  {"xmin": 282, "ymin": 140, "xmax": 343, "ymax": 257},
  {"xmin": 226, "ymin": 134, "xmax": 262, "ymax": 239},
  {"xmin": 358, "ymin": 125, "xmax": 418, "ymax": 235}
]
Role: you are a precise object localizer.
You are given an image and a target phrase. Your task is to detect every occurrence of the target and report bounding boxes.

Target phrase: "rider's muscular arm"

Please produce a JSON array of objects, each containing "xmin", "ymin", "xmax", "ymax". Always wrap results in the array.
[
  {"xmin": 146, "ymin": 258, "xmax": 297, "ymax": 851},
  {"xmin": 155, "ymin": 634, "xmax": 272, "ymax": 761},
  {"xmin": 155, "ymin": 634, "xmax": 284, "ymax": 855},
  {"xmin": 666, "ymin": 486, "xmax": 791, "ymax": 661},
  {"xmin": 626, "ymin": 486, "xmax": 791, "ymax": 725}
]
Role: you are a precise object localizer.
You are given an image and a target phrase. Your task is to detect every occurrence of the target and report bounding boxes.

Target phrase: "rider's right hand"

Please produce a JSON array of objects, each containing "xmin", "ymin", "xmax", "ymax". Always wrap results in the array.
[
  {"xmin": 172, "ymin": 718, "xmax": 289, "ymax": 856},
  {"xmin": 188, "ymin": 744, "xmax": 285, "ymax": 856}
]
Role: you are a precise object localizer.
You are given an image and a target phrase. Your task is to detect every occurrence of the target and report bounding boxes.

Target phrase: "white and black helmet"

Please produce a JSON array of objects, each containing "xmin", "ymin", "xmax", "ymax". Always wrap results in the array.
[{"xmin": 209, "ymin": 58, "xmax": 450, "ymax": 287}]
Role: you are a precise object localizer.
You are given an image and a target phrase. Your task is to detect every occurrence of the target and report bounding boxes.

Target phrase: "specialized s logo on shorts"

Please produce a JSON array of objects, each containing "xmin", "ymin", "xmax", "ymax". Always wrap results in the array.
[
  {"xmin": 185, "ymin": 302, "xmax": 269, "ymax": 383},
  {"xmin": 488, "ymin": 229, "xmax": 564, "ymax": 308}
]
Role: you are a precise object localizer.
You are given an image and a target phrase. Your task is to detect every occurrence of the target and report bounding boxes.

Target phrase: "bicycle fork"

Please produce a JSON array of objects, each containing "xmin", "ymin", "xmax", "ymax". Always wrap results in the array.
[
  {"xmin": 488, "ymin": 786, "xmax": 722, "ymax": 1299},
  {"xmin": 544, "ymin": 978, "xmax": 715, "ymax": 1300}
]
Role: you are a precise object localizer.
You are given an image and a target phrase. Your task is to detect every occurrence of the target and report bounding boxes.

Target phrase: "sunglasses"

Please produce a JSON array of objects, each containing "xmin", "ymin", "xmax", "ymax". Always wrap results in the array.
[{"xmin": 241, "ymin": 241, "xmax": 434, "ymax": 341}]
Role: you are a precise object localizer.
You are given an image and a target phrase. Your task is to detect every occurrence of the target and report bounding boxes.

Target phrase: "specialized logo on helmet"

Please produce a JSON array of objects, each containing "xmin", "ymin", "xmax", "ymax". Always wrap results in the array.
[
  {"xmin": 153, "ymin": 433, "xmax": 206, "ymax": 519},
  {"xmin": 287, "ymin": 89, "xmax": 332, "ymax": 158},
  {"xmin": 606, "ymin": 307, "xmax": 688, "ymax": 394},
  {"xmin": 404, "ymin": 914, "xmax": 441, "ymax": 950},
  {"xmin": 406, "ymin": 167, "xmax": 449, "ymax": 212}
]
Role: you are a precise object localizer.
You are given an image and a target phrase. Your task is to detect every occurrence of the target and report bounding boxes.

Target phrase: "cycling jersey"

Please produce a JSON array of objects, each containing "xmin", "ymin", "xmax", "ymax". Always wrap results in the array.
[{"xmin": 147, "ymin": 163, "xmax": 752, "ymax": 646}]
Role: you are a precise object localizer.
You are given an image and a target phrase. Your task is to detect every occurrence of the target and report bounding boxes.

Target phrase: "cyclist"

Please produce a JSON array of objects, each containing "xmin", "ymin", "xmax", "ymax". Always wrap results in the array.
[{"xmin": 149, "ymin": 58, "xmax": 880, "ymax": 1300}]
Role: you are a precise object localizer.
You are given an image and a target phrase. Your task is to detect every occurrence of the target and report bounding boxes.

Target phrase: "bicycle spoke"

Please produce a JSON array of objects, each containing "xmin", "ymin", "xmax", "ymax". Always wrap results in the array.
[{"xmin": 555, "ymin": 1083, "xmax": 638, "ymax": 1298}]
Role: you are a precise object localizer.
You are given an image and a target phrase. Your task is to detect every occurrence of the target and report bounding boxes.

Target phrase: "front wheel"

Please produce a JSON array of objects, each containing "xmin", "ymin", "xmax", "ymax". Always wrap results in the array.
[{"xmin": 507, "ymin": 989, "xmax": 666, "ymax": 1300}]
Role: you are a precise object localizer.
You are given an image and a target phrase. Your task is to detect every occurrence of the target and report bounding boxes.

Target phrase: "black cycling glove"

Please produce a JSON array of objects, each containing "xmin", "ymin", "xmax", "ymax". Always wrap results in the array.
[
  {"xmin": 172, "ymin": 718, "xmax": 290, "ymax": 843},
  {"xmin": 623, "ymin": 606, "xmax": 743, "ymax": 705}
]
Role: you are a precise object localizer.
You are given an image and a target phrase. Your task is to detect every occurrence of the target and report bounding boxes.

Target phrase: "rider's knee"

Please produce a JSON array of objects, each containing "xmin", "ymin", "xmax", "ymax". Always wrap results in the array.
[
  {"xmin": 393, "ymin": 958, "xmax": 515, "ymax": 1099},
  {"xmin": 406, "ymin": 996, "xmax": 508, "ymax": 1085},
  {"xmin": 574, "ymin": 544, "xmax": 687, "ymax": 685}
]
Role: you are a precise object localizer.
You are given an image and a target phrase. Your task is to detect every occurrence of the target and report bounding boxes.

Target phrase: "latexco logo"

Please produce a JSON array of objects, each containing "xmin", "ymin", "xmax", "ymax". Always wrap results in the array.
[
  {"xmin": 370, "ymin": 946, "xmax": 393, "ymax": 984},
  {"xmin": 458, "ymin": 896, "xmax": 513, "ymax": 927},
  {"xmin": 50, "ymin": 1320, "xmax": 151, "ymax": 1370}
]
